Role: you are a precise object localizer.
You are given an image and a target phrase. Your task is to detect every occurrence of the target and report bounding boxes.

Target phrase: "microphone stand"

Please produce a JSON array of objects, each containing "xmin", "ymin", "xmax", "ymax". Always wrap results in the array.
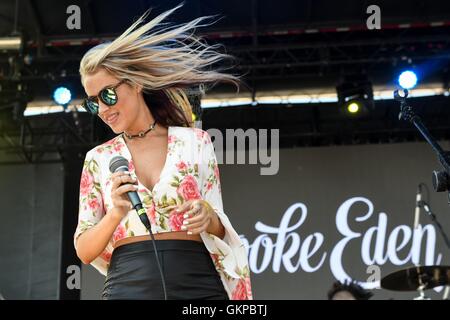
[
  {"xmin": 396, "ymin": 90, "xmax": 450, "ymax": 300},
  {"xmin": 412, "ymin": 200, "xmax": 450, "ymax": 300},
  {"xmin": 394, "ymin": 89, "xmax": 450, "ymax": 202},
  {"xmin": 419, "ymin": 200, "xmax": 450, "ymax": 250}
]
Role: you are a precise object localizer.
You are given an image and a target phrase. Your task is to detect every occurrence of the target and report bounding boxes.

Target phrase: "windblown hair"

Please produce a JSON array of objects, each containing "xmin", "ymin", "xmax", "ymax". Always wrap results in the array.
[{"xmin": 79, "ymin": 2, "xmax": 240, "ymax": 128}]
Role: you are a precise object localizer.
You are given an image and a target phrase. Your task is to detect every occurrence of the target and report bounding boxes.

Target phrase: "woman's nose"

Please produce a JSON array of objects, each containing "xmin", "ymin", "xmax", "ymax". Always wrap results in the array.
[{"xmin": 98, "ymin": 100, "xmax": 110, "ymax": 116}]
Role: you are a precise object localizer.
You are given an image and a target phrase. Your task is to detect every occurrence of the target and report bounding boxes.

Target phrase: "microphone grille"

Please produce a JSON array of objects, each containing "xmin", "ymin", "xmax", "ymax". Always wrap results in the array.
[{"xmin": 109, "ymin": 156, "xmax": 129, "ymax": 173}]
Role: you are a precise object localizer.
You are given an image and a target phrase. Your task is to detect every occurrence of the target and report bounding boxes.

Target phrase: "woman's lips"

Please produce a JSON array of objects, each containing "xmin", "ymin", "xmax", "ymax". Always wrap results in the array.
[{"xmin": 106, "ymin": 113, "xmax": 119, "ymax": 125}]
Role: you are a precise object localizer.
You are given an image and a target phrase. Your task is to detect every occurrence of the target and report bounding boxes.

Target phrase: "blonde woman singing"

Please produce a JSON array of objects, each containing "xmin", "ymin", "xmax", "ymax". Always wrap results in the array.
[{"xmin": 74, "ymin": 3, "xmax": 253, "ymax": 300}]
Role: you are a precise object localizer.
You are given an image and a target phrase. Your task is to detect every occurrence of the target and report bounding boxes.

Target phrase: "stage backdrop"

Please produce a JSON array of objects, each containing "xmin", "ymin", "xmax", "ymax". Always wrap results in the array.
[
  {"xmin": 81, "ymin": 140, "xmax": 450, "ymax": 300},
  {"xmin": 0, "ymin": 163, "xmax": 64, "ymax": 299}
]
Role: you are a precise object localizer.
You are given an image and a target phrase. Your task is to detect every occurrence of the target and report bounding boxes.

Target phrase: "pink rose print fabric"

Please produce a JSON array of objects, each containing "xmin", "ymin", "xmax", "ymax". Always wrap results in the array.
[{"xmin": 73, "ymin": 126, "xmax": 253, "ymax": 300}]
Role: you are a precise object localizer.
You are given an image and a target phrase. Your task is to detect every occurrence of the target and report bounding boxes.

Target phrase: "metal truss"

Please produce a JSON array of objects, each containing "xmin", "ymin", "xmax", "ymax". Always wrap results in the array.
[{"xmin": 0, "ymin": 110, "xmax": 109, "ymax": 164}]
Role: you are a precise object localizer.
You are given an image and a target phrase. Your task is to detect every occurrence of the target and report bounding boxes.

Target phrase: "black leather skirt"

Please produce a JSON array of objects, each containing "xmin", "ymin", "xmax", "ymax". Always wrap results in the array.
[{"xmin": 102, "ymin": 239, "xmax": 229, "ymax": 300}]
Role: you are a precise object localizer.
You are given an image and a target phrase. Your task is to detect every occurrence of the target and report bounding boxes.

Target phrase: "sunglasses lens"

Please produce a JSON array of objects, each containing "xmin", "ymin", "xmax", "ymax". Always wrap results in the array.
[
  {"xmin": 82, "ymin": 99, "xmax": 99, "ymax": 114},
  {"xmin": 100, "ymin": 88, "xmax": 118, "ymax": 106}
]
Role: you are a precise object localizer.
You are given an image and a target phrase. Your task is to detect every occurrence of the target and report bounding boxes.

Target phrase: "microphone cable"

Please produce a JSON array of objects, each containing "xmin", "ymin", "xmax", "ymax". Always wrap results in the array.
[{"xmin": 109, "ymin": 156, "xmax": 168, "ymax": 300}]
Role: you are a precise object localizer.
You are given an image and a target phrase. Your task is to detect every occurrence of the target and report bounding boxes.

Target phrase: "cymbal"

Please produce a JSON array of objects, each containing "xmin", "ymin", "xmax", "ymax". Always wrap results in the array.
[{"xmin": 381, "ymin": 265, "xmax": 450, "ymax": 291}]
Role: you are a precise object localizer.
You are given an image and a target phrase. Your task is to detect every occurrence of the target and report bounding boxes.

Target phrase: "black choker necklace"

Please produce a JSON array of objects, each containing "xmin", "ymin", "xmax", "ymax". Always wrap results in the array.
[{"xmin": 123, "ymin": 120, "xmax": 157, "ymax": 140}]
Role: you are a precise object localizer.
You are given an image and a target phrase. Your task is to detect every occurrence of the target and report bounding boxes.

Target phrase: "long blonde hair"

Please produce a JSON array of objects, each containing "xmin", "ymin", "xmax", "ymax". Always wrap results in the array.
[{"xmin": 79, "ymin": 2, "xmax": 240, "ymax": 127}]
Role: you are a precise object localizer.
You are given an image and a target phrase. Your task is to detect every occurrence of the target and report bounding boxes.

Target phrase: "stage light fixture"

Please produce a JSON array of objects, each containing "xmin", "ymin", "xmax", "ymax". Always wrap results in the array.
[
  {"xmin": 53, "ymin": 86, "xmax": 72, "ymax": 106},
  {"xmin": 347, "ymin": 102, "xmax": 360, "ymax": 114},
  {"xmin": 336, "ymin": 75, "xmax": 374, "ymax": 116},
  {"xmin": 398, "ymin": 70, "xmax": 418, "ymax": 90},
  {"xmin": 0, "ymin": 36, "xmax": 22, "ymax": 51}
]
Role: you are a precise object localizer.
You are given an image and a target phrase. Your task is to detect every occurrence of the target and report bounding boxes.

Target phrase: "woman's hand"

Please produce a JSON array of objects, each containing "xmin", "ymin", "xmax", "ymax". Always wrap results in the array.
[
  {"xmin": 109, "ymin": 171, "xmax": 138, "ymax": 219},
  {"xmin": 176, "ymin": 199, "xmax": 225, "ymax": 238}
]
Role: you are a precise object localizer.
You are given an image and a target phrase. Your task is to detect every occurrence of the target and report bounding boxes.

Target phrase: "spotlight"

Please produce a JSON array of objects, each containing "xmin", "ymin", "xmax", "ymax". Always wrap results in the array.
[
  {"xmin": 398, "ymin": 70, "xmax": 418, "ymax": 89},
  {"xmin": 336, "ymin": 75, "xmax": 374, "ymax": 116},
  {"xmin": 347, "ymin": 102, "xmax": 360, "ymax": 114},
  {"xmin": 53, "ymin": 86, "xmax": 72, "ymax": 106}
]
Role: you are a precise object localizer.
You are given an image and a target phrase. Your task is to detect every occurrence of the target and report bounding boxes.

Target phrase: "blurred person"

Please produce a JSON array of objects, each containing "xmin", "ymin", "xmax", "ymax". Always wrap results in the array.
[{"xmin": 328, "ymin": 280, "xmax": 373, "ymax": 300}]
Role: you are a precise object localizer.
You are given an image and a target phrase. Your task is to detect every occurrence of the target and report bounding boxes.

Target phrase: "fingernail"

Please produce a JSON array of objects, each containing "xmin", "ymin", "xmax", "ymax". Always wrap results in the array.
[
  {"xmin": 187, "ymin": 231, "xmax": 192, "ymax": 235},
  {"xmin": 129, "ymin": 204, "xmax": 133, "ymax": 209},
  {"xmin": 183, "ymin": 214, "xmax": 189, "ymax": 219},
  {"xmin": 181, "ymin": 225, "xmax": 187, "ymax": 230},
  {"xmin": 183, "ymin": 220, "xmax": 189, "ymax": 225}
]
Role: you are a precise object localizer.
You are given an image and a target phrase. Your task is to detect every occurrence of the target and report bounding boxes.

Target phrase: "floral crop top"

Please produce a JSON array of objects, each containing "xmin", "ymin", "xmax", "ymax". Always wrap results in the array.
[{"xmin": 73, "ymin": 126, "xmax": 253, "ymax": 300}]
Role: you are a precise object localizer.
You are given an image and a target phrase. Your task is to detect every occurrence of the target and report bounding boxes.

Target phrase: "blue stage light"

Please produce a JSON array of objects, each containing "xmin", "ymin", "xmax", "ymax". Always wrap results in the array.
[
  {"xmin": 53, "ymin": 86, "xmax": 72, "ymax": 105},
  {"xmin": 398, "ymin": 70, "xmax": 418, "ymax": 90}
]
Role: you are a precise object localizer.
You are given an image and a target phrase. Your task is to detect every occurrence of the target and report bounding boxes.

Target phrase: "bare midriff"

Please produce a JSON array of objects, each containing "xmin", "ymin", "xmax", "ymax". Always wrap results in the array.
[{"xmin": 113, "ymin": 231, "xmax": 203, "ymax": 249}]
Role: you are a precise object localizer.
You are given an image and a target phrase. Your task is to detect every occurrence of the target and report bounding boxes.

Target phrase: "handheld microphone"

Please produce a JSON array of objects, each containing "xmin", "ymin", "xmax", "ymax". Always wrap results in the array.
[
  {"xmin": 414, "ymin": 185, "xmax": 422, "ymax": 229},
  {"xmin": 109, "ymin": 156, "xmax": 151, "ymax": 231},
  {"xmin": 108, "ymin": 155, "xmax": 168, "ymax": 299}
]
